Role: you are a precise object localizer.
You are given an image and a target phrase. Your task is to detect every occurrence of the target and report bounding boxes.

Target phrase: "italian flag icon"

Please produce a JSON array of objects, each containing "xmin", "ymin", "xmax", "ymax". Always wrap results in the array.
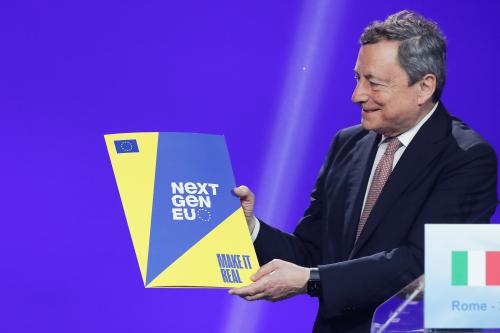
[{"xmin": 452, "ymin": 251, "xmax": 500, "ymax": 286}]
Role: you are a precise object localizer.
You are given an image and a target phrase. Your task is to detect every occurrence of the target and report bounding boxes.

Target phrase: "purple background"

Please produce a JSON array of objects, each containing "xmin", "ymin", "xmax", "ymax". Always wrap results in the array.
[{"xmin": 2, "ymin": 1, "xmax": 499, "ymax": 332}]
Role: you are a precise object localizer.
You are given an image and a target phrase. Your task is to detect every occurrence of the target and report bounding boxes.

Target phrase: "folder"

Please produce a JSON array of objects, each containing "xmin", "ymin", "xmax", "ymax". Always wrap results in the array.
[{"xmin": 105, "ymin": 132, "xmax": 259, "ymax": 288}]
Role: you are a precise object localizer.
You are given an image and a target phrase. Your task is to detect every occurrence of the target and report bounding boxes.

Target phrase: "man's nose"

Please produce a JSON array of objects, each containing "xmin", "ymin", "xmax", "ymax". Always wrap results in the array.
[{"xmin": 351, "ymin": 81, "xmax": 369, "ymax": 104}]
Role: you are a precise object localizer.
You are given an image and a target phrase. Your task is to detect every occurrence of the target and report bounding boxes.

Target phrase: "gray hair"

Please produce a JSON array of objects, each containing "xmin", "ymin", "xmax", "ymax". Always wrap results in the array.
[{"xmin": 360, "ymin": 10, "xmax": 446, "ymax": 102}]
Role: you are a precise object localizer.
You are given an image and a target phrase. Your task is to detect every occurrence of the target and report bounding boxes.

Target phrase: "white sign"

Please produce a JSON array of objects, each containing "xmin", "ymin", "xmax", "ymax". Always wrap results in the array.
[{"xmin": 425, "ymin": 224, "xmax": 500, "ymax": 329}]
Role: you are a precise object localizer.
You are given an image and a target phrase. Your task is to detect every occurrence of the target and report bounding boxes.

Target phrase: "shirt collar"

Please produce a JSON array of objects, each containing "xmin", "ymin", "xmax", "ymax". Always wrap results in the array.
[{"xmin": 381, "ymin": 102, "xmax": 439, "ymax": 147}]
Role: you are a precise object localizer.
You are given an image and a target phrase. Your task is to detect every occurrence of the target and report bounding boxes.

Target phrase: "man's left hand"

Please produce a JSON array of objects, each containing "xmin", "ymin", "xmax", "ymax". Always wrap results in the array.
[{"xmin": 229, "ymin": 259, "xmax": 310, "ymax": 302}]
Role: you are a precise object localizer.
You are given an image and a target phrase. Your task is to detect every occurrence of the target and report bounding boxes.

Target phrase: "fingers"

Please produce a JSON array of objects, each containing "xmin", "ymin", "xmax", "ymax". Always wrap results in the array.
[
  {"xmin": 229, "ymin": 276, "xmax": 267, "ymax": 298},
  {"xmin": 243, "ymin": 292, "xmax": 267, "ymax": 301},
  {"xmin": 228, "ymin": 271, "xmax": 283, "ymax": 302}
]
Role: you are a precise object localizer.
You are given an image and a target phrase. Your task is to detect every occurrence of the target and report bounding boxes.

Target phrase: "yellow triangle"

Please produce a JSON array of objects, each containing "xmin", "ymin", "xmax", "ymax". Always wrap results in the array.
[
  {"xmin": 147, "ymin": 208, "xmax": 259, "ymax": 288},
  {"xmin": 105, "ymin": 132, "xmax": 158, "ymax": 285}
]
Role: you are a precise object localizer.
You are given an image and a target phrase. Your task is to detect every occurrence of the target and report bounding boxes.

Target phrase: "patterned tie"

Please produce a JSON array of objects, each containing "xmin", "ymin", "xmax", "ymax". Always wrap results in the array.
[{"xmin": 355, "ymin": 137, "xmax": 402, "ymax": 242}]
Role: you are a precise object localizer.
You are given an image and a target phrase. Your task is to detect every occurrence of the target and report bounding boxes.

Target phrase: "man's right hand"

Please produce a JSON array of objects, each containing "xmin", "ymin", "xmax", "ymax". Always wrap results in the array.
[{"xmin": 233, "ymin": 185, "xmax": 256, "ymax": 234}]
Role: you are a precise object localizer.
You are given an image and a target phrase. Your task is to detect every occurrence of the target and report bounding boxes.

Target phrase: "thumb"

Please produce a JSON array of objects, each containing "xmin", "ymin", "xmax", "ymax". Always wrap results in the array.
[
  {"xmin": 252, "ymin": 259, "xmax": 279, "ymax": 281},
  {"xmin": 233, "ymin": 185, "xmax": 253, "ymax": 199}
]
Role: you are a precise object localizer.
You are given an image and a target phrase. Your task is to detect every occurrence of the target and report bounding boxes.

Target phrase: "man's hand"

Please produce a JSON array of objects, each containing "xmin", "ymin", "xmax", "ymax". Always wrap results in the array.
[
  {"xmin": 229, "ymin": 259, "xmax": 310, "ymax": 302},
  {"xmin": 233, "ymin": 185, "xmax": 256, "ymax": 234}
]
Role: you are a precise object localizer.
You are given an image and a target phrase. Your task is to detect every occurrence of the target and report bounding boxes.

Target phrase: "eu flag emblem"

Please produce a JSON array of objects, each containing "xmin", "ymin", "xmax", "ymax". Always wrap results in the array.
[{"xmin": 114, "ymin": 139, "xmax": 139, "ymax": 154}]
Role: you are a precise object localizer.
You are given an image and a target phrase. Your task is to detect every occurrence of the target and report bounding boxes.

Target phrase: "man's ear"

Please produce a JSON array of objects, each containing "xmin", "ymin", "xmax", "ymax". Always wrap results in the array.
[{"xmin": 417, "ymin": 74, "xmax": 437, "ymax": 105}]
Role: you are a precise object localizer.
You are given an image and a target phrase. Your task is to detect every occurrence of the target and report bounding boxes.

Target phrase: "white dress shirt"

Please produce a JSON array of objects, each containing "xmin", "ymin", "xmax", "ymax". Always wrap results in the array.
[{"xmin": 251, "ymin": 102, "xmax": 439, "ymax": 242}]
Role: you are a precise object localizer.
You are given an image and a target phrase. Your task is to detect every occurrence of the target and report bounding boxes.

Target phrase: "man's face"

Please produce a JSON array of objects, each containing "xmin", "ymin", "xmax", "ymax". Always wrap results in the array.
[{"xmin": 352, "ymin": 40, "xmax": 424, "ymax": 137}]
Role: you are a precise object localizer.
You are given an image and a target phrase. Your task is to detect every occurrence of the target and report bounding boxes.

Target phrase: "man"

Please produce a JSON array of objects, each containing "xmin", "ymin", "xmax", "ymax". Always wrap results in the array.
[{"xmin": 229, "ymin": 10, "xmax": 498, "ymax": 333}]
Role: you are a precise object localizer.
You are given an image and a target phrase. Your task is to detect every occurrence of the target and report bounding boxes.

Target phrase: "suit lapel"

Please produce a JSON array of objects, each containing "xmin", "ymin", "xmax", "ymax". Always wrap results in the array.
[
  {"xmin": 341, "ymin": 131, "xmax": 380, "ymax": 258},
  {"xmin": 348, "ymin": 104, "xmax": 451, "ymax": 258}
]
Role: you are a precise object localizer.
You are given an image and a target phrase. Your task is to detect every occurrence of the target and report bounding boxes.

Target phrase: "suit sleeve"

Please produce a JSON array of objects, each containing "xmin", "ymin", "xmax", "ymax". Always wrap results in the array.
[
  {"xmin": 253, "ymin": 130, "xmax": 343, "ymax": 267},
  {"xmin": 317, "ymin": 142, "xmax": 498, "ymax": 318}
]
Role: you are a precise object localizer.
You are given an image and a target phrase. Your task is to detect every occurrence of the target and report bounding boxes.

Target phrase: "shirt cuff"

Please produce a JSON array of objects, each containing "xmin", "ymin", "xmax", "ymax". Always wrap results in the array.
[{"xmin": 250, "ymin": 216, "xmax": 260, "ymax": 242}]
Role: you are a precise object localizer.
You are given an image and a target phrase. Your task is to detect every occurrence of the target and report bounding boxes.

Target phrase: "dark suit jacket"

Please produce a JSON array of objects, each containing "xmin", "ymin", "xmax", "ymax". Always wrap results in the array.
[{"xmin": 254, "ymin": 103, "xmax": 498, "ymax": 333}]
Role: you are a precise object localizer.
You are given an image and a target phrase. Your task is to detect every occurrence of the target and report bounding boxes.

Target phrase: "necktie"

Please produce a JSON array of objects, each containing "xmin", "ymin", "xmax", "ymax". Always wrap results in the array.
[{"xmin": 355, "ymin": 137, "xmax": 402, "ymax": 242}]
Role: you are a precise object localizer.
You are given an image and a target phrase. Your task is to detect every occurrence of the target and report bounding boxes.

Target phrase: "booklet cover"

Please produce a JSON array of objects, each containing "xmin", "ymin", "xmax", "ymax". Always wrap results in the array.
[{"xmin": 105, "ymin": 132, "xmax": 259, "ymax": 288}]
